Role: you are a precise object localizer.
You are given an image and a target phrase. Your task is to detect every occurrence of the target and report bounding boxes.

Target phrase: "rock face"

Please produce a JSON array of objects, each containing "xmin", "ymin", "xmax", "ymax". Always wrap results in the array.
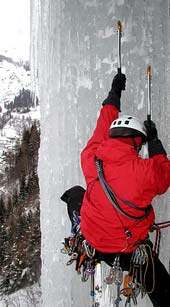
[{"xmin": 31, "ymin": 1, "xmax": 170, "ymax": 306}]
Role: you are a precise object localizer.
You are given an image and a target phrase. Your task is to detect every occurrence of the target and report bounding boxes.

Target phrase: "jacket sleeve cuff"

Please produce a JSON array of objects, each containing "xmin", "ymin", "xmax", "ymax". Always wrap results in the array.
[
  {"xmin": 148, "ymin": 139, "xmax": 167, "ymax": 157},
  {"xmin": 102, "ymin": 90, "xmax": 121, "ymax": 111}
]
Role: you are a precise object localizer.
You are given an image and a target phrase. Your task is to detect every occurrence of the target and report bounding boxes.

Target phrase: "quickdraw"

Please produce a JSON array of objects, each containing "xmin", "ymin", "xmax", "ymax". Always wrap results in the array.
[{"xmin": 61, "ymin": 231, "xmax": 97, "ymax": 282}]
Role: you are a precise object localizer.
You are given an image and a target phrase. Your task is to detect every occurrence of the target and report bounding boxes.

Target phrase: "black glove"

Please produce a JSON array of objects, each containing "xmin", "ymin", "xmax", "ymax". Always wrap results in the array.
[
  {"xmin": 144, "ymin": 120, "xmax": 167, "ymax": 157},
  {"xmin": 102, "ymin": 73, "xmax": 126, "ymax": 111},
  {"xmin": 111, "ymin": 73, "xmax": 126, "ymax": 95},
  {"xmin": 147, "ymin": 139, "xmax": 167, "ymax": 157},
  {"xmin": 144, "ymin": 120, "xmax": 158, "ymax": 142}
]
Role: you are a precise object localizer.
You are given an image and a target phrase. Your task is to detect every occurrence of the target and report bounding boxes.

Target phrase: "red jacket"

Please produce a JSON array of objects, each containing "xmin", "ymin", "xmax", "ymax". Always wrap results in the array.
[{"xmin": 80, "ymin": 105, "xmax": 170, "ymax": 253}]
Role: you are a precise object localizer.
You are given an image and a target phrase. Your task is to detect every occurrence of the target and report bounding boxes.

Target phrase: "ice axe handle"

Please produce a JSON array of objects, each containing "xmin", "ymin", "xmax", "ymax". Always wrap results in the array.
[
  {"xmin": 118, "ymin": 67, "xmax": 121, "ymax": 75},
  {"xmin": 147, "ymin": 66, "xmax": 152, "ymax": 123},
  {"xmin": 147, "ymin": 114, "xmax": 151, "ymax": 124},
  {"xmin": 117, "ymin": 21, "xmax": 122, "ymax": 76}
]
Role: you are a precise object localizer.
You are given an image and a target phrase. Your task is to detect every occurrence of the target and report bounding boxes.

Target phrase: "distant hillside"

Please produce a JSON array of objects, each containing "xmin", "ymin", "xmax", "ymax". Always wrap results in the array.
[
  {"xmin": 0, "ymin": 55, "xmax": 14, "ymax": 64},
  {"xmin": 5, "ymin": 88, "xmax": 38, "ymax": 112},
  {"xmin": 0, "ymin": 54, "xmax": 30, "ymax": 70},
  {"xmin": 0, "ymin": 121, "xmax": 41, "ymax": 295},
  {"xmin": 0, "ymin": 57, "xmax": 30, "ymax": 107}
]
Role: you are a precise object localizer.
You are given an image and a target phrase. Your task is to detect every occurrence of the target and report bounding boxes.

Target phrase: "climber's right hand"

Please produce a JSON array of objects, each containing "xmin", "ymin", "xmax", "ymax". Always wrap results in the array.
[
  {"xmin": 144, "ymin": 120, "xmax": 167, "ymax": 157},
  {"xmin": 144, "ymin": 120, "xmax": 158, "ymax": 142}
]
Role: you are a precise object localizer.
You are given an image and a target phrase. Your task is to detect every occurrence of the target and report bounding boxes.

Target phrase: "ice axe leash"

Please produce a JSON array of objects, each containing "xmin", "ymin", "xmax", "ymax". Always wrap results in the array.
[{"xmin": 117, "ymin": 20, "xmax": 122, "ymax": 76}]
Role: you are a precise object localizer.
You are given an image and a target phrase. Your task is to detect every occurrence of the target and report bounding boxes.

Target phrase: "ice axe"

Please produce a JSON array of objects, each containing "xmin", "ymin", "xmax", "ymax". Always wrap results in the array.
[
  {"xmin": 147, "ymin": 65, "xmax": 152, "ymax": 123},
  {"xmin": 117, "ymin": 20, "xmax": 122, "ymax": 76},
  {"xmin": 143, "ymin": 66, "xmax": 152, "ymax": 158}
]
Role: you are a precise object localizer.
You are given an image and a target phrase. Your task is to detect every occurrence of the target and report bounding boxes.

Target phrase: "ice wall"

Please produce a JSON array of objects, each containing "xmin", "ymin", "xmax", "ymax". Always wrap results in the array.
[{"xmin": 31, "ymin": 0, "xmax": 170, "ymax": 306}]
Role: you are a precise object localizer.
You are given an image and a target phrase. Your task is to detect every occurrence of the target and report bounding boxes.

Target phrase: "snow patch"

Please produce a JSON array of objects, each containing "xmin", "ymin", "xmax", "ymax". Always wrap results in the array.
[
  {"xmin": 77, "ymin": 76, "xmax": 93, "ymax": 91},
  {"xmin": 97, "ymin": 27, "xmax": 113, "ymax": 39},
  {"xmin": 0, "ymin": 283, "xmax": 41, "ymax": 307},
  {"xmin": 137, "ymin": 89, "xmax": 145, "ymax": 110}
]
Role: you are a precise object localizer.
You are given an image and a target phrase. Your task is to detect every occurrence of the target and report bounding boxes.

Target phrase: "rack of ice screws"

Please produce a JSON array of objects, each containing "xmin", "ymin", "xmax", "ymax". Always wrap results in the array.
[
  {"xmin": 104, "ymin": 245, "xmax": 150, "ymax": 307},
  {"xmin": 61, "ymin": 232, "xmax": 152, "ymax": 307}
]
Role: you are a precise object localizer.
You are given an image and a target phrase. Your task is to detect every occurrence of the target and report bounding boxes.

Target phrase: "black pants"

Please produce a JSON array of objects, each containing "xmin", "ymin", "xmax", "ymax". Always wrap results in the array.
[{"xmin": 95, "ymin": 246, "xmax": 170, "ymax": 307}]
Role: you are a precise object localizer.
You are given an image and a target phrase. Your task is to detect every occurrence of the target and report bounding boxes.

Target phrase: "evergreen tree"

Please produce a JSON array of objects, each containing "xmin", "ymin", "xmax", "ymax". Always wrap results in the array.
[
  {"xmin": 0, "ymin": 122, "xmax": 41, "ymax": 295},
  {"xmin": 0, "ymin": 196, "xmax": 6, "ymax": 224},
  {"xmin": 12, "ymin": 190, "xmax": 19, "ymax": 208}
]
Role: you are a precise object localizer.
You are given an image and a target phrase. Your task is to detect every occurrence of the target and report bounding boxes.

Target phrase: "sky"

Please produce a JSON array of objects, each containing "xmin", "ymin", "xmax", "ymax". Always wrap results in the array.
[{"xmin": 0, "ymin": 0, "xmax": 30, "ymax": 61}]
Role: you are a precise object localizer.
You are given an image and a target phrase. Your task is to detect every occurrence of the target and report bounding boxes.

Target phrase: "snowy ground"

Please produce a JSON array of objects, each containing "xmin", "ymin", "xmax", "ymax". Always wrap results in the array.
[{"xmin": 0, "ymin": 283, "xmax": 41, "ymax": 307}]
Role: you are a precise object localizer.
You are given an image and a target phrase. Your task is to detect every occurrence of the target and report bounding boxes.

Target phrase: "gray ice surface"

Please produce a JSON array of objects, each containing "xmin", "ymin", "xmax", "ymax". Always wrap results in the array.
[{"xmin": 31, "ymin": 0, "xmax": 170, "ymax": 306}]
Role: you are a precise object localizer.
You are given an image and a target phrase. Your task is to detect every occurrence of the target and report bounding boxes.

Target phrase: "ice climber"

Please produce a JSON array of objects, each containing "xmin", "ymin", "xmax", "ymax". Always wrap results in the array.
[{"xmin": 79, "ymin": 73, "xmax": 170, "ymax": 306}]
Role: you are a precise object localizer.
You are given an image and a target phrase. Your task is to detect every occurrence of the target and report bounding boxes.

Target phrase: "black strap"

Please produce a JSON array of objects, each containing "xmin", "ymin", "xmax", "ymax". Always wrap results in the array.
[{"xmin": 94, "ymin": 157, "xmax": 152, "ymax": 221}]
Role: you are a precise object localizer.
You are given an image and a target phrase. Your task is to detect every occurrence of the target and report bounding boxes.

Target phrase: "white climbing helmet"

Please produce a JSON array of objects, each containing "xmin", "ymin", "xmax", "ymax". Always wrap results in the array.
[{"xmin": 110, "ymin": 115, "xmax": 147, "ymax": 142}]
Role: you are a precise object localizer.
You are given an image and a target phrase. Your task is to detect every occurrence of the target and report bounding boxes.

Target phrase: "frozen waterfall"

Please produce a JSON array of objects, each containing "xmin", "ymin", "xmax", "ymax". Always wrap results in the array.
[{"xmin": 30, "ymin": 0, "xmax": 170, "ymax": 306}]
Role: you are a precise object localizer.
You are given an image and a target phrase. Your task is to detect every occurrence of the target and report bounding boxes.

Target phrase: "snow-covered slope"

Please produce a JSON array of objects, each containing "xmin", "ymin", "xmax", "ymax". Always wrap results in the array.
[
  {"xmin": 0, "ymin": 56, "xmax": 40, "ymax": 176},
  {"xmin": 0, "ymin": 57, "xmax": 30, "ymax": 107},
  {"xmin": 0, "ymin": 106, "xmax": 40, "ymax": 176},
  {"xmin": 0, "ymin": 283, "xmax": 41, "ymax": 307}
]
